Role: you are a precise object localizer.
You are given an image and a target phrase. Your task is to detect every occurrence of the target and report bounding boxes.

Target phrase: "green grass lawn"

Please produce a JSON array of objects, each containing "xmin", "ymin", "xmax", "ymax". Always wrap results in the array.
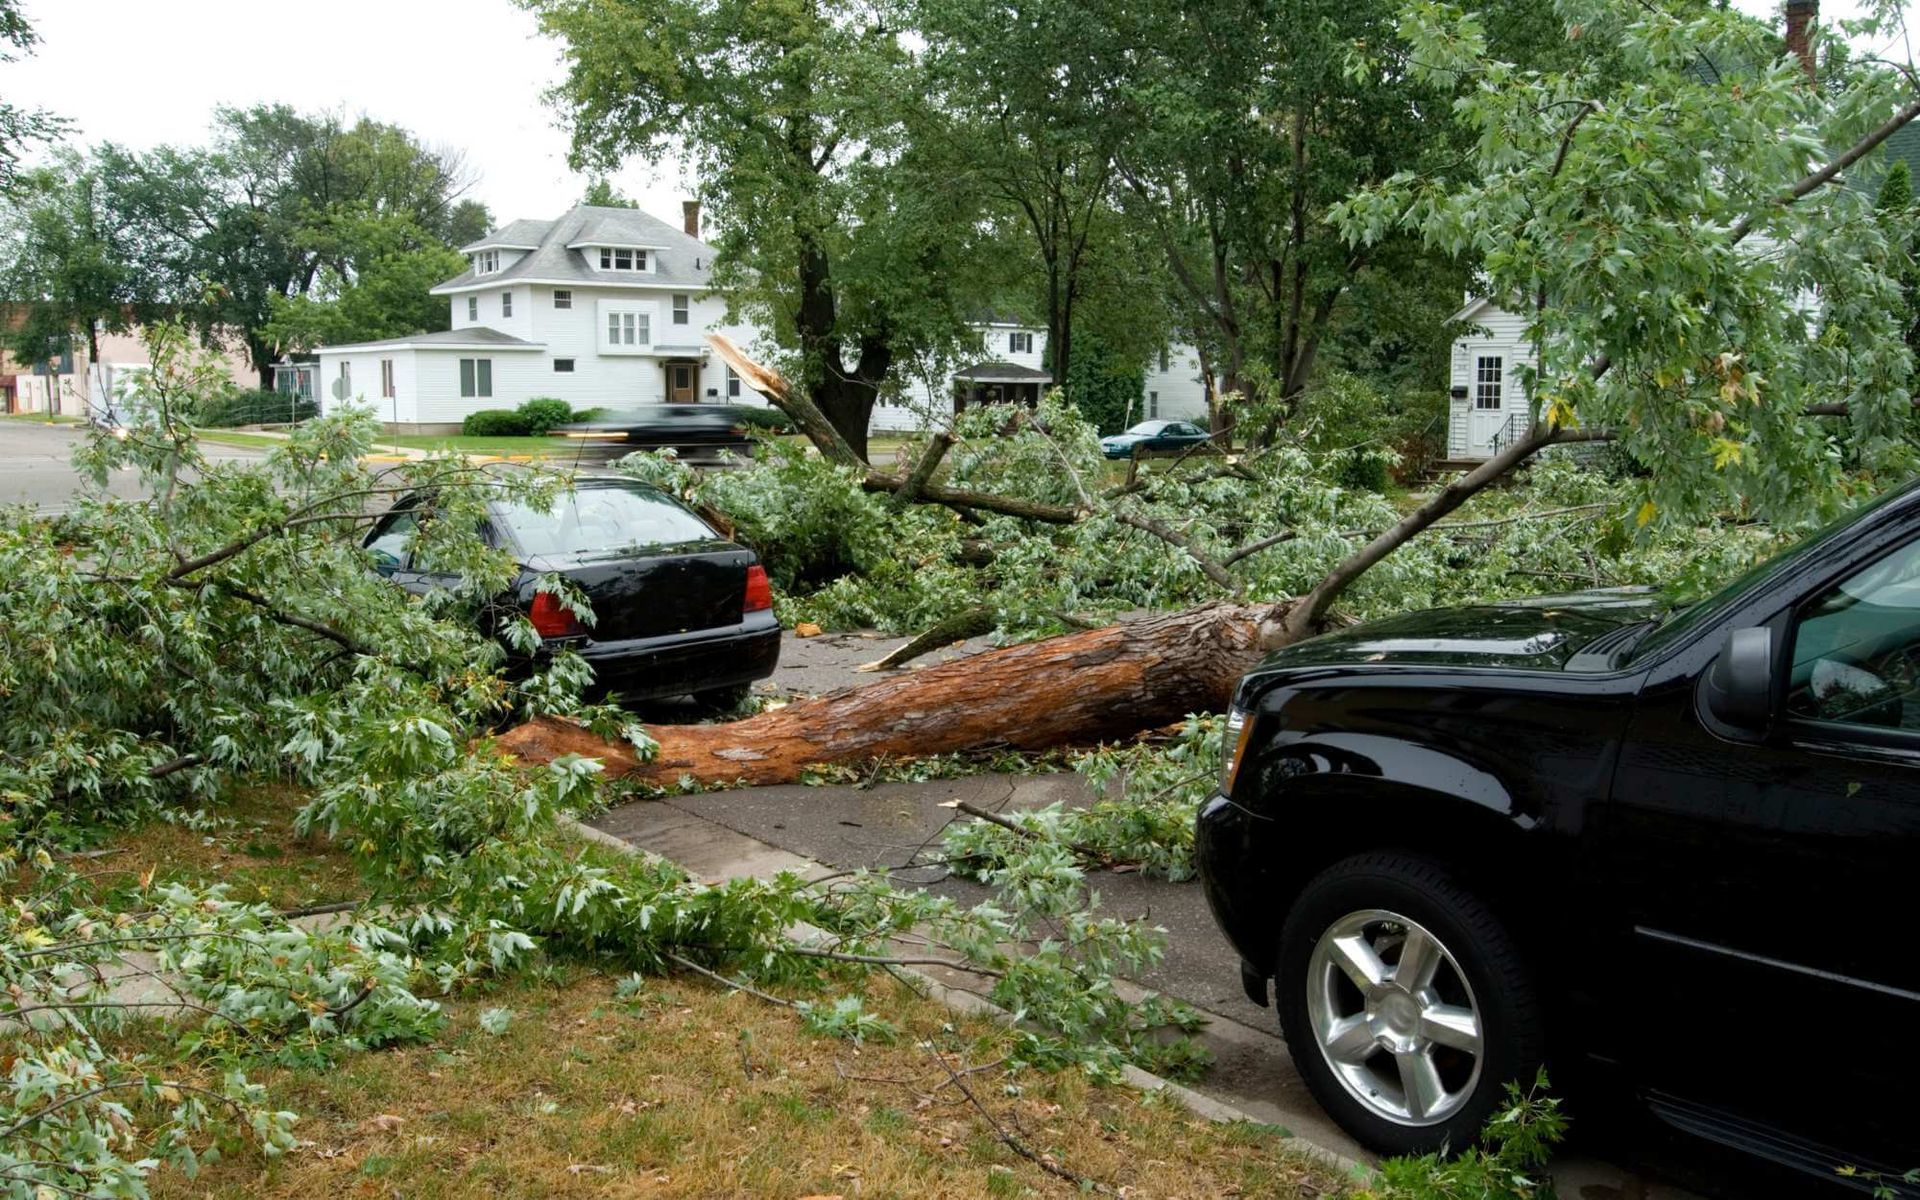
[
  {"xmin": 197, "ymin": 429, "xmax": 290, "ymax": 450},
  {"xmin": 381, "ymin": 434, "xmax": 575, "ymax": 457},
  {"xmin": 1, "ymin": 411, "xmax": 81, "ymax": 424}
]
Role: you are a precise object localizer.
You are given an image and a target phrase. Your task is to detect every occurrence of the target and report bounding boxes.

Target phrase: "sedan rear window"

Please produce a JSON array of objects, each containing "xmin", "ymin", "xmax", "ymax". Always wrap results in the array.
[{"xmin": 500, "ymin": 486, "xmax": 716, "ymax": 558}]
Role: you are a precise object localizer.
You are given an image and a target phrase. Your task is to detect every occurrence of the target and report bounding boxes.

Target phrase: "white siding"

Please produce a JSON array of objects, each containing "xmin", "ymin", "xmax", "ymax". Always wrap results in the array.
[
  {"xmin": 411, "ymin": 350, "xmax": 548, "ymax": 425},
  {"xmin": 1447, "ymin": 300, "xmax": 1536, "ymax": 459},
  {"xmin": 320, "ymin": 287, "xmax": 782, "ymax": 427},
  {"xmin": 1143, "ymin": 346, "xmax": 1210, "ymax": 423},
  {"xmin": 315, "ymin": 349, "xmax": 426, "ymax": 424},
  {"xmin": 877, "ymin": 327, "xmax": 1216, "ymax": 433}
]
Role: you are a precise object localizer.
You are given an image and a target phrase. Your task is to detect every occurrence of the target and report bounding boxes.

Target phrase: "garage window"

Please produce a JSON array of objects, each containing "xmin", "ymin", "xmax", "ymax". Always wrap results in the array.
[{"xmin": 460, "ymin": 358, "xmax": 492, "ymax": 398}]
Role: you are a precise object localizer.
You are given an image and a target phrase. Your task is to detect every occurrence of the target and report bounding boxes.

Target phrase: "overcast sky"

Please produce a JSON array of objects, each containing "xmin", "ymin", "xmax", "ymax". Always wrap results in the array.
[
  {"xmin": 6, "ymin": 0, "xmax": 695, "ymax": 229},
  {"xmin": 6, "ymin": 0, "xmax": 1913, "ymax": 238}
]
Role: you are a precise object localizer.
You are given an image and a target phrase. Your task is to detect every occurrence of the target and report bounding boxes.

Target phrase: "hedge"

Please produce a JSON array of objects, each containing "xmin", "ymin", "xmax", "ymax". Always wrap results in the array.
[
  {"xmin": 461, "ymin": 408, "xmax": 533, "ymax": 437},
  {"xmin": 196, "ymin": 389, "xmax": 319, "ymax": 428}
]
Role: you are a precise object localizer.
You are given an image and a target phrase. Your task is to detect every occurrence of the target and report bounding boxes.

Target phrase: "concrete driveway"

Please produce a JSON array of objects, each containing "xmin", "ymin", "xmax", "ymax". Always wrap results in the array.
[{"xmin": 0, "ymin": 418, "xmax": 270, "ymax": 511}]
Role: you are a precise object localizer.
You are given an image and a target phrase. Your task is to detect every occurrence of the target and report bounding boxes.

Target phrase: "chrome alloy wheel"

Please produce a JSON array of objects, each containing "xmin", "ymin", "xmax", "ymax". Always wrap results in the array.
[{"xmin": 1305, "ymin": 908, "xmax": 1484, "ymax": 1127}]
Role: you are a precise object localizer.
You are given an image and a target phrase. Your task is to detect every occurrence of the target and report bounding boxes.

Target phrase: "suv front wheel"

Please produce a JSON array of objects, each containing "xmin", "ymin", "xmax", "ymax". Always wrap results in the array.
[{"xmin": 1275, "ymin": 852, "xmax": 1544, "ymax": 1156}]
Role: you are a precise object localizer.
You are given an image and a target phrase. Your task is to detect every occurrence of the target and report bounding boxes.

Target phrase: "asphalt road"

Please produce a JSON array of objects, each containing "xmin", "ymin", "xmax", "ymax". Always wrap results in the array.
[{"xmin": 0, "ymin": 419, "xmax": 268, "ymax": 511}]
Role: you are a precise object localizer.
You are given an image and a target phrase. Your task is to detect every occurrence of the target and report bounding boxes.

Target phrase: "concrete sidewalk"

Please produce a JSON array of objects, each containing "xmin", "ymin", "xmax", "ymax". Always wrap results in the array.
[{"xmin": 590, "ymin": 773, "xmax": 1699, "ymax": 1198}]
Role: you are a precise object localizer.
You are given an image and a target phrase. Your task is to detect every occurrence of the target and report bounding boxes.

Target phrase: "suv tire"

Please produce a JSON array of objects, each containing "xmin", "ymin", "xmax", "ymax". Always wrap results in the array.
[{"xmin": 1275, "ymin": 852, "xmax": 1543, "ymax": 1157}]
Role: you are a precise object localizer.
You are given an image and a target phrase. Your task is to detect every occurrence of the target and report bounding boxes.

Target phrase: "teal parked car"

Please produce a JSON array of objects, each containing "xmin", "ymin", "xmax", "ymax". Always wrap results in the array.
[{"xmin": 1098, "ymin": 419, "xmax": 1212, "ymax": 459}]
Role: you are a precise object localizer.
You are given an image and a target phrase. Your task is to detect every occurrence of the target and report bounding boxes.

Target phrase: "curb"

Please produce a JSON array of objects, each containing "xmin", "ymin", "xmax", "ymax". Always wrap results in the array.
[{"xmin": 560, "ymin": 814, "xmax": 1372, "ymax": 1182}]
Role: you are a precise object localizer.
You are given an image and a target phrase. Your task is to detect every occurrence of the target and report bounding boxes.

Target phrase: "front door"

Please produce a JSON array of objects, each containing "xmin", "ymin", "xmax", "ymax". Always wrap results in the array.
[
  {"xmin": 1595, "ymin": 539, "xmax": 1920, "ymax": 1170},
  {"xmin": 1465, "ymin": 353, "xmax": 1506, "ymax": 457},
  {"xmin": 669, "ymin": 364, "xmax": 696, "ymax": 403}
]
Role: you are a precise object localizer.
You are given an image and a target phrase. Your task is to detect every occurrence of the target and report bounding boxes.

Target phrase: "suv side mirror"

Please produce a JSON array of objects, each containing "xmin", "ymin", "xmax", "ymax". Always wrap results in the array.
[{"xmin": 1703, "ymin": 627, "xmax": 1776, "ymax": 732}]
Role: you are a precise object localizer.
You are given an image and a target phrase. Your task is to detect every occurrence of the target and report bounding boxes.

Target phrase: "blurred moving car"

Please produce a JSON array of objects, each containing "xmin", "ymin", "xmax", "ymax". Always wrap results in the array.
[
  {"xmin": 1098, "ymin": 419, "xmax": 1212, "ymax": 459},
  {"xmin": 365, "ymin": 477, "xmax": 779, "ymax": 708},
  {"xmin": 552, "ymin": 403, "xmax": 792, "ymax": 464}
]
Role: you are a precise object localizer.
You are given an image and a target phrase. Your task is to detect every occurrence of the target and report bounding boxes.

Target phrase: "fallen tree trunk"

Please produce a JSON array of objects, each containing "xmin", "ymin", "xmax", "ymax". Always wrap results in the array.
[{"xmin": 495, "ymin": 603, "xmax": 1275, "ymax": 787}]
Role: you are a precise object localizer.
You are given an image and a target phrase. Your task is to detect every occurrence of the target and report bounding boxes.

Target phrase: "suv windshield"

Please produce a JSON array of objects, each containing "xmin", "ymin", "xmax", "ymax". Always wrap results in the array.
[
  {"xmin": 1633, "ymin": 483, "xmax": 1919, "ymax": 661},
  {"xmin": 500, "ymin": 485, "xmax": 716, "ymax": 559}
]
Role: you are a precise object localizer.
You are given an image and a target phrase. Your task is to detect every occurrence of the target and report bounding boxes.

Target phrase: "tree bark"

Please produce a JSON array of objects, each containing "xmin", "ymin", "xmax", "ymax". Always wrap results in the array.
[{"xmin": 494, "ymin": 603, "xmax": 1274, "ymax": 787}]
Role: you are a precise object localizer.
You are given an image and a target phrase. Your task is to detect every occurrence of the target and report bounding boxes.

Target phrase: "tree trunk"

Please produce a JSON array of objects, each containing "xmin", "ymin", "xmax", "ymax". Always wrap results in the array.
[
  {"xmin": 494, "ymin": 602, "xmax": 1278, "ymax": 787},
  {"xmin": 815, "ymin": 372, "xmax": 876, "ymax": 463}
]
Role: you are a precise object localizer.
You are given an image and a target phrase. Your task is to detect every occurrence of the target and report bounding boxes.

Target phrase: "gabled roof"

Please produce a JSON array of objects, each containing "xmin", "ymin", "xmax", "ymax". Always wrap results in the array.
[
  {"xmin": 434, "ymin": 205, "xmax": 717, "ymax": 295},
  {"xmin": 1855, "ymin": 119, "xmax": 1920, "ymax": 197},
  {"xmin": 954, "ymin": 361, "xmax": 1051, "ymax": 383},
  {"xmin": 1447, "ymin": 296, "xmax": 1506, "ymax": 326},
  {"xmin": 459, "ymin": 218, "xmax": 551, "ymax": 253},
  {"xmin": 318, "ymin": 327, "xmax": 545, "ymax": 354}
]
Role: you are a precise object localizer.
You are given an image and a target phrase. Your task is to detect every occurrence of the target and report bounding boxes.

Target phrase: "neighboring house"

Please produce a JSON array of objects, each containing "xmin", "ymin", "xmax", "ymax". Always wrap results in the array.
[
  {"xmin": 0, "ymin": 312, "xmax": 253, "ymax": 418},
  {"xmin": 1444, "ymin": 118, "xmax": 1919, "ymax": 463},
  {"xmin": 314, "ymin": 203, "xmax": 1216, "ymax": 436},
  {"xmin": 1444, "ymin": 297, "xmax": 1534, "ymax": 461},
  {"xmin": 879, "ymin": 316, "xmax": 1214, "ymax": 432},
  {"xmin": 315, "ymin": 203, "xmax": 765, "ymax": 434}
]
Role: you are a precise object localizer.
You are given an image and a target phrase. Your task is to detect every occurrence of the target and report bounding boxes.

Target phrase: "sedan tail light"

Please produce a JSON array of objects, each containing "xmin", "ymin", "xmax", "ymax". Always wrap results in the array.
[
  {"xmin": 743, "ymin": 563, "xmax": 773, "ymax": 613},
  {"xmin": 529, "ymin": 590, "xmax": 584, "ymax": 639}
]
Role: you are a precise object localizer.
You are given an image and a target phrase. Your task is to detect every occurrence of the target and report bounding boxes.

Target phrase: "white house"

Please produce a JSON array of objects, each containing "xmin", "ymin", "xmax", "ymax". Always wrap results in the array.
[
  {"xmin": 316, "ymin": 202, "xmax": 1217, "ymax": 436},
  {"xmin": 316, "ymin": 203, "xmax": 765, "ymax": 433},
  {"xmin": 1445, "ymin": 297, "xmax": 1535, "ymax": 461},
  {"xmin": 879, "ymin": 316, "xmax": 1214, "ymax": 431}
]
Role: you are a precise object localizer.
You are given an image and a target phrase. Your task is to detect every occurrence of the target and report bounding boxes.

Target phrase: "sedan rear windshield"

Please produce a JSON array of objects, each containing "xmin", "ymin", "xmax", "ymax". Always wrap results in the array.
[{"xmin": 500, "ymin": 486, "xmax": 716, "ymax": 558}]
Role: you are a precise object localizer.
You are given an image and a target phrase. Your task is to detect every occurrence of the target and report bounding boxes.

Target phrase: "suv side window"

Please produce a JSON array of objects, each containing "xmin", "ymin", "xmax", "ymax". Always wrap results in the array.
[
  {"xmin": 365, "ymin": 509, "xmax": 418, "ymax": 574},
  {"xmin": 1787, "ymin": 537, "xmax": 1920, "ymax": 730}
]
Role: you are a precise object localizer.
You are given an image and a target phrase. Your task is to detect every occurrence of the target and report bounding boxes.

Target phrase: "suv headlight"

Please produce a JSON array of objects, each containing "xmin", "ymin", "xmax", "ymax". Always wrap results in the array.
[{"xmin": 1219, "ymin": 706, "xmax": 1254, "ymax": 798}]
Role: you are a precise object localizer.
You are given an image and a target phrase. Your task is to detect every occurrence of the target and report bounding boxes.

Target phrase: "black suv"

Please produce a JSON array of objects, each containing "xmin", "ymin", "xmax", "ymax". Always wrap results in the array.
[{"xmin": 1196, "ymin": 482, "xmax": 1919, "ymax": 1190}]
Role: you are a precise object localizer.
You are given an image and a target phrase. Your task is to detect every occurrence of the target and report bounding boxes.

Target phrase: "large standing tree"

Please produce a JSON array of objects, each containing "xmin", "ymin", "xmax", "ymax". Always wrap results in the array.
[
  {"xmin": 104, "ymin": 108, "xmax": 482, "ymax": 387},
  {"xmin": 501, "ymin": 0, "xmax": 1920, "ymax": 783},
  {"xmin": 525, "ymin": 0, "xmax": 991, "ymax": 461},
  {"xmin": 915, "ymin": 0, "xmax": 1150, "ymax": 387},
  {"xmin": 1, "ymin": 154, "xmax": 134, "ymax": 389},
  {"xmin": 1060, "ymin": 0, "xmax": 1579, "ymax": 425},
  {"xmin": 0, "ymin": 0, "xmax": 65, "ymax": 195}
]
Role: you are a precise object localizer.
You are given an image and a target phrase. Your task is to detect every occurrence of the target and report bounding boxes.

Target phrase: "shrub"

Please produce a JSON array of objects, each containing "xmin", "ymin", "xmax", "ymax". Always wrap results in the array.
[
  {"xmin": 462, "ymin": 408, "xmax": 531, "ymax": 436},
  {"xmin": 196, "ymin": 388, "xmax": 318, "ymax": 427},
  {"xmin": 518, "ymin": 397, "xmax": 574, "ymax": 435},
  {"xmin": 732, "ymin": 404, "xmax": 796, "ymax": 433}
]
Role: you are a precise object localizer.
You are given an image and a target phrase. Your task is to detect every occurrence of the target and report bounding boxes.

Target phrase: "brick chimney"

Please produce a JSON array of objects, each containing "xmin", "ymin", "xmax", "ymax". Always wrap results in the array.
[
  {"xmin": 682, "ymin": 200, "xmax": 701, "ymax": 239},
  {"xmin": 1785, "ymin": 0, "xmax": 1817, "ymax": 82}
]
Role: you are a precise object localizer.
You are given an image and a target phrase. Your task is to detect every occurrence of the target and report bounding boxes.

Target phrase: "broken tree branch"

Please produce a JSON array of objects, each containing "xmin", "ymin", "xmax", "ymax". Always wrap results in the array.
[
  {"xmin": 892, "ymin": 431, "xmax": 956, "ymax": 509},
  {"xmin": 860, "ymin": 607, "xmax": 995, "ymax": 672},
  {"xmin": 706, "ymin": 332, "xmax": 863, "ymax": 468},
  {"xmin": 1114, "ymin": 509, "xmax": 1243, "ymax": 595}
]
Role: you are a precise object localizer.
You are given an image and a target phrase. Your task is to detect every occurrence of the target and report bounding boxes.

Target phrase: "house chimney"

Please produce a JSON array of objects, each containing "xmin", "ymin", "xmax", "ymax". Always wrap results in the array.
[
  {"xmin": 1785, "ymin": 0, "xmax": 1816, "ymax": 82},
  {"xmin": 683, "ymin": 200, "xmax": 701, "ymax": 239}
]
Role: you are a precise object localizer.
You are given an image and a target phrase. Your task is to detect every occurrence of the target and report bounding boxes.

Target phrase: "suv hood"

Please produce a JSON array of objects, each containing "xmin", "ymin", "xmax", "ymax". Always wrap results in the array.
[{"xmin": 1257, "ymin": 587, "xmax": 1670, "ymax": 674}]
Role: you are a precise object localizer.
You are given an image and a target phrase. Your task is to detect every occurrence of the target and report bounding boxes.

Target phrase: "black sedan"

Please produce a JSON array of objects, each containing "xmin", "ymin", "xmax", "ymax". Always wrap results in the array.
[
  {"xmin": 365, "ymin": 477, "xmax": 779, "ymax": 707},
  {"xmin": 1098, "ymin": 419, "xmax": 1211, "ymax": 459},
  {"xmin": 1196, "ymin": 481, "xmax": 1920, "ymax": 1192},
  {"xmin": 552, "ymin": 404, "xmax": 789, "ymax": 463}
]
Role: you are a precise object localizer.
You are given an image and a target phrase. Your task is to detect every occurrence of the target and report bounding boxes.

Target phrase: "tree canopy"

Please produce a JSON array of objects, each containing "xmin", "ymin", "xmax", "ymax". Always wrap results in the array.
[
  {"xmin": 94, "ymin": 107, "xmax": 487, "ymax": 383},
  {"xmin": 526, "ymin": 0, "xmax": 996, "ymax": 459}
]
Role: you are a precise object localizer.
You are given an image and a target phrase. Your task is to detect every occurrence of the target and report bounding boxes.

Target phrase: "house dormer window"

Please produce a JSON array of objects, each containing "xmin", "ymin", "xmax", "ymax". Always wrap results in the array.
[
  {"xmin": 474, "ymin": 250, "xmax": 500, "ymax": 274},
  {"xmin": 598, "ymin": 247, "xmax": 646, "ymax": 271},
  {"xmin": 607, "ymin": 311, "xmax": 649, "ymax": 346}
]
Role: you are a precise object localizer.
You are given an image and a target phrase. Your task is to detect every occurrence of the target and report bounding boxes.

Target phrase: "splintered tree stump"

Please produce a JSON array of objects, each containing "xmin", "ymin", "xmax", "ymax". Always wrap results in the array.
[{"xmin": 495, "ymin": 603, "xmax": 1277, "ymax": 788}]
